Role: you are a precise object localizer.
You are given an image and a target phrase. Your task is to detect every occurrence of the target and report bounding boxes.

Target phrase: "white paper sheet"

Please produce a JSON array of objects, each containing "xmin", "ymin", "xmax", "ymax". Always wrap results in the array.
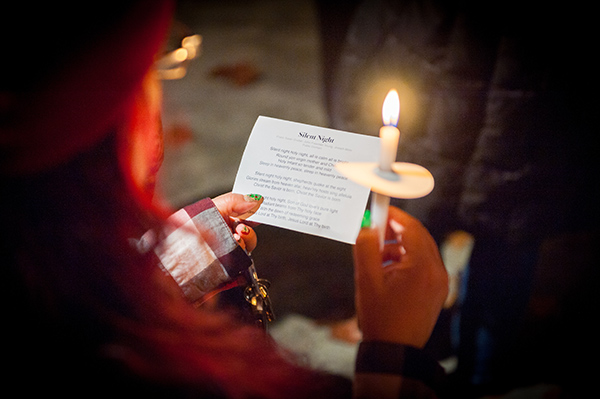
[{"xmin": 232, "ymin": 116, "xmax": 379, "ymax": 244}]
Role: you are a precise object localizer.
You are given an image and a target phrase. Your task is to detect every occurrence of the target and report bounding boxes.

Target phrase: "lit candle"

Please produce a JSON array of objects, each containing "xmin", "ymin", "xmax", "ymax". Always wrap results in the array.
[
  {"xmin": 378, "ymin": 89, "xmax": 400, "ymax": 171},
  {"xmin": 371, "ymin": 89, "xmax": 400, "ymax": 247}
]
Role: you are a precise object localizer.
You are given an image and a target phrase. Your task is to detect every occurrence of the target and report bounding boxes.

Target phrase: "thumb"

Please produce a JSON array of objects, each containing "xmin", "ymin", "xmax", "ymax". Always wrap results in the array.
[
  {"xmin": 353, "ymin": 227, "xmax": 383, "ymax": 291},
  {"xmin": 213, "ymin": 193, "xmax": 264, "ymax": 220}
]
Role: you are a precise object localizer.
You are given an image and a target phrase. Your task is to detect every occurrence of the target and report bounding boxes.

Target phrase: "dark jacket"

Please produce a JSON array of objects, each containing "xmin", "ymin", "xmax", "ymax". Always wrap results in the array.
[{"xmin": 328, "ymin": 0, "xmax": 597, "ymax": 242}]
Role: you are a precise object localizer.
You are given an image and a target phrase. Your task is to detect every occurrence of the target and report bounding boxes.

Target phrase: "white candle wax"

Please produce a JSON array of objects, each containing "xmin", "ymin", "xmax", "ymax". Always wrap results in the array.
[
  {"xmin": 370, "ymin": 89, "xmax": 400, "ymax": 248},
  {"xmin": 372, "ymin": 125, "xmax": 398, "ymax": 247},
  {"xmin": 371, "ymin": 192, "xmax": 390, "ymax": 247},
  {"xmin": 378, "ymin": 125, "xmax": 400, "ymax": 171}
]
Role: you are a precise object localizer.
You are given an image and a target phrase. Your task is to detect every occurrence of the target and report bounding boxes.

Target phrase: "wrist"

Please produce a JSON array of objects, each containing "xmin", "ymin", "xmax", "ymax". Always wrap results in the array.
[
  {"xmin": 355, "ymin": 340, "xmax": 446, "ymax": 392},
  {"xmin": 360, "ymin": 329, "xmax": 428, "ymax": 349}
]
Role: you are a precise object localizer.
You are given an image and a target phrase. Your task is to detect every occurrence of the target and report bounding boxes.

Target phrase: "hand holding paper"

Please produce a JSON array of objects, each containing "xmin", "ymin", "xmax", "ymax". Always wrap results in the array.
[{"xmin": 232, "ymin": 116, "xmax": 379, "ymax": 244}]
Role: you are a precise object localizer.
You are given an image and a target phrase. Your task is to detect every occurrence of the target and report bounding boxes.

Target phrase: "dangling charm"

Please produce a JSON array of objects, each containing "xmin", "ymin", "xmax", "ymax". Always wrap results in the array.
[{"xmin": 243, "ymin": 260, "xmax": 275, "ymax": 331}]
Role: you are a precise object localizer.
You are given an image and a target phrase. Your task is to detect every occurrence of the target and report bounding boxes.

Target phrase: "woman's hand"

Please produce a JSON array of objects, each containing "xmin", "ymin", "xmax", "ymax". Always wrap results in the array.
[
  {"xmin": 212, "ymin": 193, "xmax": 263, "ymax": 253},
  {"xmin": 353, "ymin": 206, "xmax": 448, "ymax": 348}
]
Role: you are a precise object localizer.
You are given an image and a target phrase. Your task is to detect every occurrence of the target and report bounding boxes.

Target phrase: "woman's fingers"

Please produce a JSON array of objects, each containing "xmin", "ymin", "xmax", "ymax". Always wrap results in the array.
[
  {"xmin": 234, "ymin": 223, "xmax": 257, "ymax": 253},
  {"xmin": 212, "ymin": 192, "xmax": 263, "ymax": 253}
]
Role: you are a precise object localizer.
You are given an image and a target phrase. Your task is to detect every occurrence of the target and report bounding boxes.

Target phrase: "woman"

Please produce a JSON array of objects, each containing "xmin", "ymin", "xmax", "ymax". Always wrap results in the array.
[{"xmin": 1, "ymin": 2, "xmax": 448, "ymax": 397}]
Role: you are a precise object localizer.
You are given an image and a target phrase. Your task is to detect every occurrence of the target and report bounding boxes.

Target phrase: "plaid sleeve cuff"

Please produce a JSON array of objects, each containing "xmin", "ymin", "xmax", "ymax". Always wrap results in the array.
[{"xmin": 141, "ymin": 198, "xmax": 252, "ymax": 304}]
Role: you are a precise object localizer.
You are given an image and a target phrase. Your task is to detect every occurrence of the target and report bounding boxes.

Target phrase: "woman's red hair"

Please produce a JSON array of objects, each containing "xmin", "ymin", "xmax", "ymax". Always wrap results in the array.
[{"xmin": 1, "ymin": 2, "xmax": 341, "ymax": 397}]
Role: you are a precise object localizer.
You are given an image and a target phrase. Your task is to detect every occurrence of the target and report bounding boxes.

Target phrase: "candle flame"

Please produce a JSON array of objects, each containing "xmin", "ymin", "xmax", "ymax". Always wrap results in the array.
[{"xmin": 382, "ymin": 89, "xmax": 400, "ymax": 127}]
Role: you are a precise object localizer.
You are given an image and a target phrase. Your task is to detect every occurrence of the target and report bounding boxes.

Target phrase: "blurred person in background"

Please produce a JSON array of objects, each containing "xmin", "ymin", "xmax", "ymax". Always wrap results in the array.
[{"xmin": 324, "ymin": 0, "xmax": 597, "ymax": 396}]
